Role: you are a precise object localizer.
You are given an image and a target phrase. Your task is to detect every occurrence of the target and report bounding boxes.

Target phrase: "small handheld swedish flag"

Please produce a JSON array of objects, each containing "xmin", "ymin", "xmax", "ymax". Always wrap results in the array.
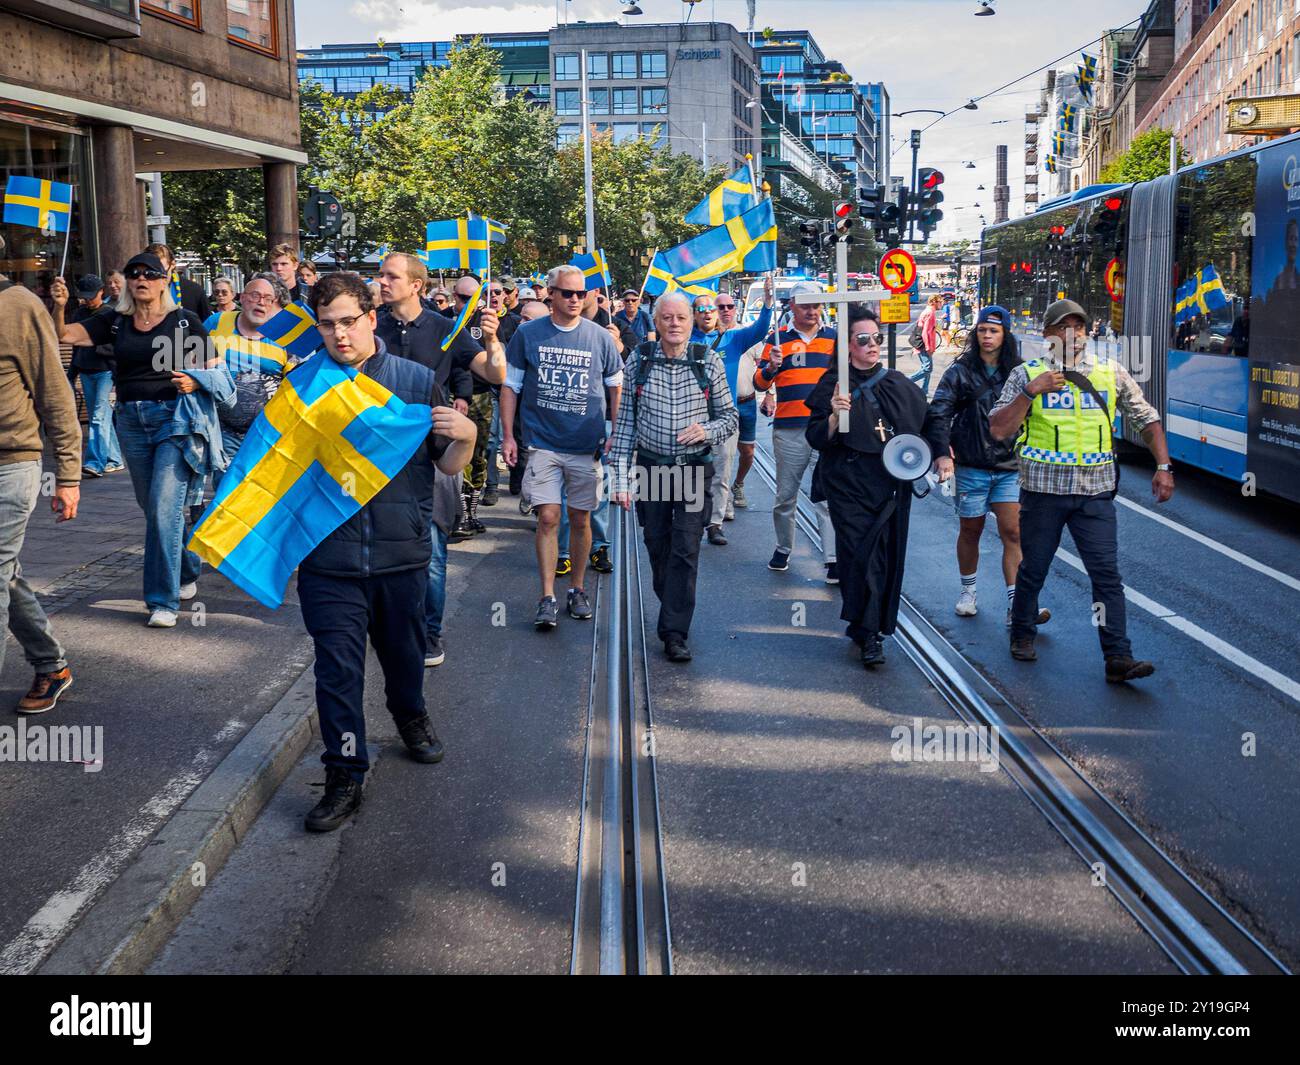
[
  {"xmin": 425, "ymin": 216, "xmax": 491, "ymax": 277},
  {"xmin": 570, "ymin": 249, "xmax": 612, "ymax": 292},
  {"xmin": 684, "ymin": 165, "xmax": 758, "ymax": 227},
  {"xmin": 3, "ymin": 175, "xmax": 73, "ymax": 233},
  {"xmin": 260, "ymin": 302, "xmax": 323, "ymax": 360},
  {"xmin": 441, "ymin": 279, "xmax": 488, "ymax": 352}
]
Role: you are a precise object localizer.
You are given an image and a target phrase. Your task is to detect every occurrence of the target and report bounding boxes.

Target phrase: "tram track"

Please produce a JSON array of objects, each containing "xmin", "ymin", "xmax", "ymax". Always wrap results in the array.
[
  {"xmin": 571, "ymin": 505, "xmax": 673, "ymax": 974},
  {"xmin": 749, "ymin": 442, "xmax": 1288, "ymax": 976}
]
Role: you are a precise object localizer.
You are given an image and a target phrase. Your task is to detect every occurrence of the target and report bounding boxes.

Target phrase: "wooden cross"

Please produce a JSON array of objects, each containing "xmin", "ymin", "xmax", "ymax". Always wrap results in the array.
[{"xmin": 794, "ymin": 239, "xmax": 892, "ymax": 433}]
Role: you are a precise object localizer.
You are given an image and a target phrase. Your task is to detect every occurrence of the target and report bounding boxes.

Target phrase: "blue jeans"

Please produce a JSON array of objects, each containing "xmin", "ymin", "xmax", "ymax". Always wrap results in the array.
[
  {"xmin": 485, "ymin": 403, "xmax": 502, "ymax": 491},
  {"xmin": 0, "ymin": 461, "xmax": 67, "ymax": 677},
  {"xmin": 425, "ymin": 522, "xmax": 448, "ymax": 637},
  {"xmin": 115, "ymin": 400, "xmax": 202, "ymax": 612},
  {"xmin": 909, "ymin": 350, "xmax": 934, "ymax": 395},
  {"xmin": 80, "ymin": 372, "xmax": 122, "ymax": 473},
  {"xmin": 212, "ymin": 426, "xmax": 245, "ymax": 490}
]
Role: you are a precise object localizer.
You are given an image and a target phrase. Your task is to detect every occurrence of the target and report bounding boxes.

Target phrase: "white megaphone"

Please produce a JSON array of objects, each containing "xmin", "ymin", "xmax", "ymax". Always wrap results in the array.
[{"xmin": 881, "ymin": 434, "xmax": 933, "ymax": 497}]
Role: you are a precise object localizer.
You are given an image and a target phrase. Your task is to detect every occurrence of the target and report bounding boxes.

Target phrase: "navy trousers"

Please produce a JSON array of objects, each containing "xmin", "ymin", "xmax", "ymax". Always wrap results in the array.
[
  {"xmin": 298, "ymin": 566, "xmax": 428, "ymax": 780},
  {"xmin": 1012, "ymin": 489, "xmax": 1131, "ymax": 659}
]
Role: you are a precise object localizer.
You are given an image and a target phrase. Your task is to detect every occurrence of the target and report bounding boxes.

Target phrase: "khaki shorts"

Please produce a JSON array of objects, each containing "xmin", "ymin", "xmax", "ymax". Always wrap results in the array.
[{"xmin": 523, "ymin": 447, "xmax": 602, "ymax": 511}]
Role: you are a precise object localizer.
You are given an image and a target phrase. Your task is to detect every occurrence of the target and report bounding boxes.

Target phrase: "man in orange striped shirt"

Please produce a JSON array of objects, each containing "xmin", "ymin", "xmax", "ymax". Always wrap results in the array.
[{"xmin": 752, "ymin": 282, "xmax": 838, "ymax": 582}]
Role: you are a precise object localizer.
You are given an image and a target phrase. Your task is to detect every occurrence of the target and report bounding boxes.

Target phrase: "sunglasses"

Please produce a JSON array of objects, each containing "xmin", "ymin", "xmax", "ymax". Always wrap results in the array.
[
  {"xmin": 694, "ymin": 305, "xmax": 717, "ymax": 313},
  {"xmin": 855, "ymin": 332, "xmax": 885, "ymax": 346},
  {"xmin": 553, "ymin": 287, "xmax": 585, "ymax": 300},
  {"xmin": 716, "ymin": 302, "xmax": 735, "ymax": 310},
  {"xmin": 489, "ymin": 288, "xmax": 504, "ymax": 296},
  {"xmin": 125, "ymin": 267, "xmax": 166, "ymax": 281}
]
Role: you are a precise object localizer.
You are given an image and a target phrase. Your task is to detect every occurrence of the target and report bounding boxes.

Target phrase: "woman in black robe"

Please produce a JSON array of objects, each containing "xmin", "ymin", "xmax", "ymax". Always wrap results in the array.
[{"xmin": 806, "ymin": 307, "xmax": 944, "ymax": 668}]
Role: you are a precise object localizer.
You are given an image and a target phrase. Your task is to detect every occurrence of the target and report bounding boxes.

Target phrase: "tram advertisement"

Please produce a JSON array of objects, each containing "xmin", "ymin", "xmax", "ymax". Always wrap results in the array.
[{"xmin": 1249, "ymin": 144, "xmax": 1300, "ymax": 495}]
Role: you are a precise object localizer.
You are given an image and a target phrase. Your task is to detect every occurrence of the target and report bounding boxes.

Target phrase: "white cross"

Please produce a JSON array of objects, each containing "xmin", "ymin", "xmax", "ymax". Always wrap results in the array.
[{"xmin": 794, "ymin": 242, "xmax": 891, "ymax": 433}]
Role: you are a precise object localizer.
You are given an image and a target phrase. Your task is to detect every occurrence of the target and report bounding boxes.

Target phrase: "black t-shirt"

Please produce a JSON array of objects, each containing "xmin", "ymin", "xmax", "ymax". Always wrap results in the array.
[
  {"xmin": 70, "ymin": 302, "xmax": 115, "ymax": 374},
  {"xmin": 467, "ymin": 309, "xmax": 520, "ymax": 395},
  {"xmin": 375, "ymin": 305, "xmax": 480, "ymax": 400},
  {"xmin": 592, "ymin": 306, "xmax": 638, "ymax": 360},
  {"xmin": 82, "ymin": 309, "xmax": 209, "ymax": 401}
]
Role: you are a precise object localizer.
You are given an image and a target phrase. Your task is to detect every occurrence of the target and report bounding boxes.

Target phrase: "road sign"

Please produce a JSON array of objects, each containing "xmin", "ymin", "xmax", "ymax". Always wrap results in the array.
[
  {"xmin": 1104, "ymin": 256, "xmax": 1125, "ymax": 302},
  {"xmin": 146, "ymin": 214, "xmax": 171, "ymax": 226},
  {"xmin": 880, "ymin": 293, "xmax": 912, "ymax": 324},
  {"xmin": 879, "ymin": 248, "xmax": 916, "ymax": 293}
]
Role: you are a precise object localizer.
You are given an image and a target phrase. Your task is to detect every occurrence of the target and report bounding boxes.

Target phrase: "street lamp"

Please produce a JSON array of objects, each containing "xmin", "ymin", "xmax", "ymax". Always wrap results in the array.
[
  {"xmin": 622, "ymin": 3, "xmax": 644, "ymax": 13},
  {"xmin": 894, "ymin": 109, "xmax": 945, "ymax": 117}
]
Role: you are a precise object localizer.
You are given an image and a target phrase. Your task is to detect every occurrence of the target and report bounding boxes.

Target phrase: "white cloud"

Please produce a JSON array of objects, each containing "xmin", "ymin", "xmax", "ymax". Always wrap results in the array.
[{"xmin": 347, "ymin": 0, "xmax": 555, "ymax": 41}]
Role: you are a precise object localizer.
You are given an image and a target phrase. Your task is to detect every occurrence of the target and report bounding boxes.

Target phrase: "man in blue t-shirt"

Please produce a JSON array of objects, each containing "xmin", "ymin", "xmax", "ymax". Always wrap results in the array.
[
  {"xmin": 501, "ymin": 265, "xmax": 623, "ymax": 631},
  {"xmin": 614, "ymin": 289, "xmax": 655, "ymax": 344}
]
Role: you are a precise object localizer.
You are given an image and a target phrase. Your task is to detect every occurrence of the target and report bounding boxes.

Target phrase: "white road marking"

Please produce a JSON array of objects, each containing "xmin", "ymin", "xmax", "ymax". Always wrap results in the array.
[
  {"xmin": 1055, "ymin": 549, "xmax": 1300, "ymax": 705},
  {"xmin": 1115, "ymin": 495, "xmax": 1300, "ymax": 594},
  {"xmin": 0, "ymin": 720, "xmax": 244, "ymax": 975}
]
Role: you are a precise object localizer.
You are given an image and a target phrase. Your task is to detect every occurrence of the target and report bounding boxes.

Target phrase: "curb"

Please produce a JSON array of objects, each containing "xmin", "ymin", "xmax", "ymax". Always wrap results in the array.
[{"xmin": 39, "ymin": 662, "xmax": 319, "ymax": 975}]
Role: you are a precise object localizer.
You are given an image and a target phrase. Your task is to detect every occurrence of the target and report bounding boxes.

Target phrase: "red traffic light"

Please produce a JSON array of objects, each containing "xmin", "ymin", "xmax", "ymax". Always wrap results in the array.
[
  {"xmin": 919, "ymin": 168, "xmax": 944, "ymax": 189},
  {"xmin": 833, "ymin": 201, "xmax": 855, "ymax": 218},
  {"xmin": 1021, "ymin": 261, "xmax": 1032, "ymax": 273},
  {"xmin": 1104, "ymin": 196, "xmax": 1123, "ymax": 211},
  {"xmin": 1010, "ymin": 262, "xmax": 1018, "ymax": 273}
]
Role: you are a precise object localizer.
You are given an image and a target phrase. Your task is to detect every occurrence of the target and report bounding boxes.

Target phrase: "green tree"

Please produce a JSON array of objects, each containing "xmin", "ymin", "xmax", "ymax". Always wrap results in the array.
[
  {"xmin": 1099, "ymin": 127, "xmax": 1190, "ymax": 184},
  {"xmin": 162, "ymin": 167, "xmax": 265, "ymax": 277}
]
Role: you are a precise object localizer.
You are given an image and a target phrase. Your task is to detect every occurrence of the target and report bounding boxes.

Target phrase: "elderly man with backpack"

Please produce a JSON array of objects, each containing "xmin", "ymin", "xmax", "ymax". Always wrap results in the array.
[{"xmin": 610, "ymin": 292, "xmax": 737, "ymax": 662}]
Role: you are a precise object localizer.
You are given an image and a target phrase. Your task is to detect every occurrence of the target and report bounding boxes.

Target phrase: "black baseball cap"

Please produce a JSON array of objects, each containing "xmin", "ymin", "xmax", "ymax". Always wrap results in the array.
[
  {"xmin": 76, "ymin": 274, "xmax": 104, "ymax": 297},
  {"xmin": 122, "ymin": 252, "xmax": 167, "ymax": 276}
]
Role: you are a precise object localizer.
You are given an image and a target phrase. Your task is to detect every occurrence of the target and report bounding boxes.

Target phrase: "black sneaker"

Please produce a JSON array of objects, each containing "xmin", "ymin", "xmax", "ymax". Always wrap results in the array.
[
  {"xmin": 767, "ymin": 549, "xmax": 790, "ymax": 571},
  {"xmin": 589, "ymin": 546, "xmax": 613, "ymax": 573},
  {"xmin": 860, "ymin": 636, "xmax": 885, "ymax": 668},
  {"xmin": 304, "ymin": 767, "xmax": 362, "ymax": 833},
  {"xmin": 398, "ymin": 714, "xmax": 445, "ymax": 763},
  {"xmin": 555, "ymin": 557, "xmax": 572, "ymax": 577},
  {"xmin": 707, "ymin": 524, "xmax": 728, "ymax": 546},
  {"xmin": 535, "ymin": 595, "xmax": 559, "ymax": 629},
  {"xmin": 424, "ymin": 634, "xmax": 445, "ymax": 667},
  {"xmin": 825, "ymin": 562, "xmax": 839, "ymax": 585},
  {"xmin": 567, "ymin": 587, "xmax": 593, "ymax": 620},
  {"xmin": 481, "ymin": 486, "xmax": 499, "ymax": 506}
]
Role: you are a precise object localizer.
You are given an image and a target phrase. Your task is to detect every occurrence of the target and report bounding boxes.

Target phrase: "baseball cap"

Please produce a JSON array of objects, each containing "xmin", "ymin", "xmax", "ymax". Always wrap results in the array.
[
  {"xmin": 499, "ymin": 278, "xmax": 517, "ymax": 292},
  {"xmin": 517, "ymin": 286, "xmax": 537, "ymax": 300},
  {"xmin": 122, "ymin": 252, "xmax": 167, "ymax": 276},
  {"xmin": 622, "ymin": 288, "xmax": 640, "ymax": 298},
  {"xmin": 1043, "ymin": 298, "xmax": 1088, "ymax": 329},
  {"xmin": 976, "ymin": 305, "xmax": 1011, "ymax": 329},
  {"xmin": 76, "ymin": 274, "xmax": 105, "ymax": 298},
  {"xmin": 790, "ymin": 281, "xmax": 823, "ymax": 300}
]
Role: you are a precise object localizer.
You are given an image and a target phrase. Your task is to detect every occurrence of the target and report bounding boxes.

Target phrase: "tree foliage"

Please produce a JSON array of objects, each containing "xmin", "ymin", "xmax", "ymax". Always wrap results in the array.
[
  {"xmin": 161, "ymin": 168, "xmax": 265, "ymax": 277},
  {"xmin": 1099, "ymin": 127, "xmax": 1190, "ymax": 185}
]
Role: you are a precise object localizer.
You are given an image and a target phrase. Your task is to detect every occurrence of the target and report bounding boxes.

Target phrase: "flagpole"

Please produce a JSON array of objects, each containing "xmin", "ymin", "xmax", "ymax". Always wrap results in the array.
[
  {"xmin": 57, "ymin": 185, "xmax": 73, "ymax": 277},
  {"xmin": 580, "ymin": 47, "xmax": 597, "ymax": 255},
  {"xmin": 638, "ymin": 248, "xmax": 657, "ymax": 304}
]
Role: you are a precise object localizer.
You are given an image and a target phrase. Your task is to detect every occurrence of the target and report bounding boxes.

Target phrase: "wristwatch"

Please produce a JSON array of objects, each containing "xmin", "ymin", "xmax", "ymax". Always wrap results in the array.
[{"xmin": 1155, "ymin": 463, "xmax": 1173, "ymax": 473}]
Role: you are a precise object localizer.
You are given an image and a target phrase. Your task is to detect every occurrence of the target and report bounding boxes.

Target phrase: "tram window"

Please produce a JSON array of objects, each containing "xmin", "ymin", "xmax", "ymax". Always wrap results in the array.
[{"xmin": 1171, "ymin": 157, "xmax": 1255, "ymax": 357}]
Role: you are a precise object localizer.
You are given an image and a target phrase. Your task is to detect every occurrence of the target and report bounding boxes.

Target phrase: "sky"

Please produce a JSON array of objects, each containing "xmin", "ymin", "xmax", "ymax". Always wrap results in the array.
[{"xmin": 295, "ymin": 0, "xmax": 1148, "ymax": 242}]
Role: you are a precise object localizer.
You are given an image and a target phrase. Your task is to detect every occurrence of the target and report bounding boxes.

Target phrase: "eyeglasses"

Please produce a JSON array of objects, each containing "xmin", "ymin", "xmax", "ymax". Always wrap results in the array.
[
  {"xmin": 489, "ymin": 288, "xmax": 504, "ymax": 296},
  {"xmin": 242, "ymin": 292, "xmax": 278, "ymax": 305},
  {"xmin": 694, "ymin": 305, "xmax": 717, "ymax": 313},
  {"xmin": 716, "ymin": 302, "xmax": 735, "ymax": 310},
  {"xmin": 125, "ymin": 267, "xmax": 165, "ymax": 281},
  {"xmin": 317, "ymin": 314, "xmax": 366, "ymax": 334},
  {"xmin": 854, "ymin": 332, "xmax": 885, "ymax": 346},
  {"xmin": 553, "ymin": 287, "xmax": 585, "ymax": 300}
]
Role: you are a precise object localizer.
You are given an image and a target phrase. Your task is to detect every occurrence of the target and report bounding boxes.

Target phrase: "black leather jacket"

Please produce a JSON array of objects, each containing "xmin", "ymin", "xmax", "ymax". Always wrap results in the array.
[{"xmin": 929, "ymin": 348, "xmax": 1020, "ymax": 471}]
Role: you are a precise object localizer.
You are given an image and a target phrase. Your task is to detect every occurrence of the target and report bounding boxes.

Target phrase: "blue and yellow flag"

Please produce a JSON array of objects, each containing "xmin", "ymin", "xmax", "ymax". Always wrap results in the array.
[
  {"xmin": 169, "ymin": 272, "xmax": 184, "ymax": 307},
  {"xmin": 642, "ymin": 252, "xmax": 719, "ymax": 298},
  {"xmin": 529, "ymin": 271, "xmax": 547, "ymax": 288},
  {"xmin": 1044, "ymin": 155, "xmax": 1058, "ymax": 174},
  {"xmin": 570, "ymin": 249, "xmax": 612, "ymax": 291},
  {"xmin": 1052, "ymin": 130, "xmax": 1067, "ymax": 155},
  {"xmin": 205, "ymin": 311, "xmax": 292, "ymax": 377},
  {"xmin": 468, "ymin": 210, "xmax": 508, "ymax": 244},
  {"xmin": 3, "ymin": 175, "xmax": 73, "ymax": 233},
  {"xmin": 1077, "ymin": 53, "xmax": 1098, "ymax": 102},
  {"xmin": 684, "ymin": 166, "xmax": 758, "ymax": 227},
  {"xmin": 1059, "ymin": 103, "xmax": 1077, "ymax": 133},
  {"xmin": 441, "ymin": 279, "xmax": 488, "ymax": 352},
  {"xmin": 188, "ymin": 352, "xmax": 434, "ymax": 608},
  {"xmin": 1173, "ymin": 266, "xmax": 1229, "ymax": 324},
  {"xmin": 259, "ymin": 302, "xmax": 323, "ymax": 360},
  {"xmin": 425, "ymin": 216, "xmax": 490, "ymax": 277},
  {"xmin": 661, "ymin": 198, "xmax": 777, "ymax": 284}
]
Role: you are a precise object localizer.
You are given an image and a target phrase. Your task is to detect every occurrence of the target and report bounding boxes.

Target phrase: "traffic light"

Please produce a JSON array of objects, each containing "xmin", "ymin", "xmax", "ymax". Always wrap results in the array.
[
  {"xmin": 915, "ymin": 168, "xmax": 945, "ymax": 239},
  {"xmin": 303, "ymin": 186, "xmax": 343, "ymax": 239},
  {"xmin": 799, "ymin": 220, "xmax": 823, "ymax": 251},
  {"xmin": 861, "ymin": 184, "xmax": 902, "ymax": 240},
  {"xmin": 1093, "ymin": 195, "xmax": 1123, "ymax": 248},
  {"xmin": 832, "ymin": 200, "xmax": 856, "ymax": 242}
]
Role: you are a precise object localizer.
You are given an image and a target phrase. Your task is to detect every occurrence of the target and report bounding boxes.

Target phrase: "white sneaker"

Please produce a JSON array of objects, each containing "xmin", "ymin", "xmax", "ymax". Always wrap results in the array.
[
  {"xmin": 179, "ymin": 582, "xmax": 198, "ymax": 601},
  {"xmin": 147, "ymin": 609, "xmax": 178, "ymax": 628},
  {"xmin": 955, "ymin": 589, "xmax": 978, "ymax": 617}
]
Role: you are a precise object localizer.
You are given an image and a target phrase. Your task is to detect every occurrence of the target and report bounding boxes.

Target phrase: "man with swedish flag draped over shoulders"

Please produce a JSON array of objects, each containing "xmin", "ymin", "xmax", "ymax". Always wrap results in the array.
[
  {"xmin": 989, "ymin": 299, "xmax": 1175, "ymax": 684},
  {"xmin": 297, "ymin": 273, "xmax": 476, "ymax": 832}
]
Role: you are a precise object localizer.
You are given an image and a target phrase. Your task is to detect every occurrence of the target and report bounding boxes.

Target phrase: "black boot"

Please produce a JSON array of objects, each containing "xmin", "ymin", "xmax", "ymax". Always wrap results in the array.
[
  {"xmin": 449, "ymin": 489, "xmax": 473, "ymax": 542},
  {"xmin": 398, "ymin": 714, "xmax": 446, "ymax": 763},
  {"xmin": 304, "ymin": 766, "xmax": 362, "ymax": 832},
  {"xmin": 860, "ymin": 636, "xmax": 885, "ymax": 668},
  {"xmin": 465, "ymin": 487, "xmax": 487, "ymax": 534}
]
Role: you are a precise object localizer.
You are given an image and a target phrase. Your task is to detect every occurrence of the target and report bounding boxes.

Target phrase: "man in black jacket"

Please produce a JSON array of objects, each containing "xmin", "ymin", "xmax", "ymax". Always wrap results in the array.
[
  {"xmin": 298, "ymin": 272, "xmax": 476, "ymax": 833},
  {"xmin": 145, "ymin": 243, "xmax": 211, "ymax": 319},
  {"xmin": 929, "ymin": 305, "xmax": 1049, "ymax": 627}
]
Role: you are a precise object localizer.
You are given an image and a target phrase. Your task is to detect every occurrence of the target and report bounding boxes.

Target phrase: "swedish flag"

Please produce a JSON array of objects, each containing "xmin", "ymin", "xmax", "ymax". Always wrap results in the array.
[
  {"xmin": 1077, "ymin": 53, "xmax": 1098, "ymax": 102},
  {"xmin": 188, "ymin": 352, "xmax": 434, "ymax": 608},
  {"xmin": 661, "ymin": 198, "xmax": 777, "ymax": 284},
  {"xmin": 205, "ymin": 311, "xmax": 292, "ymax": 377},
  {"xmin": 2, "ymin": 175, "xmax": 73, "ymax": 233},
  {"xmin": 1052, "ymin": 131, "xmax": 1066, "ymax": 155},
  {"xmin": 1045, "ymin": 155, "xmax": 1058, "ymax": 174},
  {"xmin": 260, "ymin": 302, "xmax": 323, "ymax": 360},
  {"xmin": 425, "ymin": 216, "xmax": 490, "ymax": 277},
  {"xmin": 469, "ymin": 210, "xmax": 508, "ymax": 244},
  {"xmin": 642, "ymin": 252, "xmax": 719, "ymax": 298},
  {"xmin": 684, "ymin": 165, "xmax": 758, "ymax": 226},
  {"xmin": 441, "ymin": 279, "xmax": 487, "ymax": 352},
  {"xmin": 570, "ymin": 249, "xmax": 612, "ymax": 291},
  {"xmin": 1173, "ymin": 278, "xmax": 1197, "ymax": 325},
  {"xmin": 169, "ymin": 272, "xmax": 184, "ymax": 307},
  {"xmin": 1059, "ymin": 103, "xmax": 1077, "ymax": 133}
]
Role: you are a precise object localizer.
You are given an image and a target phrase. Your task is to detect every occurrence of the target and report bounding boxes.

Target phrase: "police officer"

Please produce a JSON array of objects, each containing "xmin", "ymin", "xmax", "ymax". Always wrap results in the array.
[{"xmin": 989, "ymin": 299, "xmax": 1174, "ymax": 683}]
